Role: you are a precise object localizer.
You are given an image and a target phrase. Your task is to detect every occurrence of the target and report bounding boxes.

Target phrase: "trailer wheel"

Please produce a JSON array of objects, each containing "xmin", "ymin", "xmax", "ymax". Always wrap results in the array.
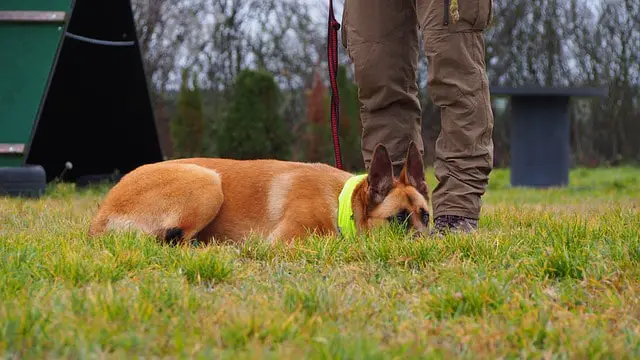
[{"xmin": 0, "ymin": 165, "xmax": 47, "ymax": 198}]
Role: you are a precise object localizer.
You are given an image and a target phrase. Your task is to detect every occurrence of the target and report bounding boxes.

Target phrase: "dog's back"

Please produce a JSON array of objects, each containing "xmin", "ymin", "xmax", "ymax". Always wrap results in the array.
[
  {"xmin": 169, "ymin": 158, "xmax": 352, "ymax": 242},
  {"xmin": 89, "ymin": 158, "xmax": 352, "ymax": 244}
]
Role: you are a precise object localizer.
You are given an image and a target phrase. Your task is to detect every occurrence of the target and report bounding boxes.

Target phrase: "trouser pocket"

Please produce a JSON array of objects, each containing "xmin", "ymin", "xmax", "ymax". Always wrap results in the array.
[{"xmin": 444, "ymin": 0, "xmax": 493, "ymax": 30}]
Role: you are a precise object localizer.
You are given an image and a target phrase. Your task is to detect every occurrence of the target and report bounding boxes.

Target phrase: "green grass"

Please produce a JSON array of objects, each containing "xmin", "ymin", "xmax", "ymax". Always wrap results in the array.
[{"xmin": 1, "ymin": 167, "xmax": 639, "ymax": 359}]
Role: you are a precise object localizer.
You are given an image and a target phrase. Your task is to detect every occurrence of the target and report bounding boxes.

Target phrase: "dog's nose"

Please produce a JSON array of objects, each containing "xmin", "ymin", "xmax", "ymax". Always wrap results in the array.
[{"xmin": 408, "ymin": 228, "xmax": 427, "ymax": 240}]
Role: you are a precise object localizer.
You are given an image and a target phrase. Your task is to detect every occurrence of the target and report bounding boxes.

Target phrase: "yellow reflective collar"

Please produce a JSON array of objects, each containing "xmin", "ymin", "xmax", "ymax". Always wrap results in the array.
[{"xmin": 337, "ymin": 174, "xmax": 367, "ymax": 237}]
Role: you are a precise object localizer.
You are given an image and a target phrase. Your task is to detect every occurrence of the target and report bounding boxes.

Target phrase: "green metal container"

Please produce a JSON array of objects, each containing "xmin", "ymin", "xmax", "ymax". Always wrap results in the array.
[{"xmin": 0, "ymin": 0, "xmax": 71, "ymax": 166}]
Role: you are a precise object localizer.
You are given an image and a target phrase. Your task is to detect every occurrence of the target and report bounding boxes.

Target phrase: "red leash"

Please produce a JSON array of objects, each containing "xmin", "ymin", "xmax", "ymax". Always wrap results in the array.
[{"xmin": 327, "ymin": 0, "xmax": 343, "ymax": 169}]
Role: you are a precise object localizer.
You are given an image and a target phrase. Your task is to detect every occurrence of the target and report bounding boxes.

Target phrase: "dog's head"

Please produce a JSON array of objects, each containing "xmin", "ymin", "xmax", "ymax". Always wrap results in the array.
[{"xmin": 355, "ymin": 142, "xmax": 431, "ymax": 235}]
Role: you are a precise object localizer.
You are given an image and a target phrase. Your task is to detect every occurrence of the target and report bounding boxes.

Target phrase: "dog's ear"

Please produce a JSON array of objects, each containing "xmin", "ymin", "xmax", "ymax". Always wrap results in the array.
[
  {"xmin": 400, "ymin": 141, "xmax": 428, "ymax": 196},
  {"xmin": 367, "ymin": 144, "xmax": 394, "ymax": 205}
]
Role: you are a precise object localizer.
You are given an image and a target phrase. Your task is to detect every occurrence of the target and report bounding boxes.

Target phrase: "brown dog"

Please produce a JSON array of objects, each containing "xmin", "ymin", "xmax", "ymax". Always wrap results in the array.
[{"xmin": 88, "ymin": 142, "xmax": 430, "ymax": 244}]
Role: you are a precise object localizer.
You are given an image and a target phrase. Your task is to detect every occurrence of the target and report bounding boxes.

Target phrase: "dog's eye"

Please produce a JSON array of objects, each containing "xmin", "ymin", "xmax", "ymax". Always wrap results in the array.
[
  {"xmin": 387, "ymin": 209, "xmax": 410, "ymax": 227},
  {"xmin": 420, "ymin": 208, "xmax": 430, "ymax": 225}
]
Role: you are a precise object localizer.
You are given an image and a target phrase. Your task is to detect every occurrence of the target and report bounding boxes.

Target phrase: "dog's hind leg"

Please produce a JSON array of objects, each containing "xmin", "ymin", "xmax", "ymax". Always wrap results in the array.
[{"xmin": 88, "ymin": 162, "xmax": 224, "ymax": 246}]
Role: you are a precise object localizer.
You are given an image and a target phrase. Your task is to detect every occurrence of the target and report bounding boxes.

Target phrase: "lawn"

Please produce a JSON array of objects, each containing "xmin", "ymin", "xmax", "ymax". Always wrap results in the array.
[{"xmin": 1, "ymin": 167, "xmax": 639, "ymax": 359}]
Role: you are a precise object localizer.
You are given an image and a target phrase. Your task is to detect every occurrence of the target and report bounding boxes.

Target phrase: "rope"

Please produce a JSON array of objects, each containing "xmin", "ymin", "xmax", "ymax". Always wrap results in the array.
[
  {"xmin": 327, "ymin": 0, "xmax": 343, "ymax": 170},
  {"xmin": 65, "ymin": 32, "xmax": 135, "ymax": 47}
]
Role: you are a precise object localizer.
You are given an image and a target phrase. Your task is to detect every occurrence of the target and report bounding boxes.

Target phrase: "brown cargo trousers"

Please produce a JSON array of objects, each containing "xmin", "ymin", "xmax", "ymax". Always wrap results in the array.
[{"xmin": 341, "ymin": 0, "xmax": 495, "ymax": 220}]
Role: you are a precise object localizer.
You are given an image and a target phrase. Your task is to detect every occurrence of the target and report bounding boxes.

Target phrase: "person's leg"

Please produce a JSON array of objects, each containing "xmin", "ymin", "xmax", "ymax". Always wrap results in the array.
[
  {"xmin": 341, "ymin": 0, "xmax": 422, "ymax": 177},
  {"xmin": 417, "ymin": 0, "xmax": 495, "ymax": 232}
]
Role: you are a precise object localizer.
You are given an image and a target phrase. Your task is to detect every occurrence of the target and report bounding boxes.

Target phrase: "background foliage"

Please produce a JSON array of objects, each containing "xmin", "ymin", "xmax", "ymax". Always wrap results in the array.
[
  {"xmin": 170, "ymin": 68, "xmax": 205, "ymax": 158},
  {"xmin": 215, "ymin": 69, "xmax": 290, "ymax": 160}
]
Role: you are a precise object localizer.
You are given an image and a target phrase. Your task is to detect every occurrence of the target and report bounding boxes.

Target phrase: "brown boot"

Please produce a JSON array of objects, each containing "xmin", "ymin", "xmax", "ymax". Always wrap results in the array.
[{"xmin": 432, "ymin": 215, "xmax": 478, "ymax": 235}]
